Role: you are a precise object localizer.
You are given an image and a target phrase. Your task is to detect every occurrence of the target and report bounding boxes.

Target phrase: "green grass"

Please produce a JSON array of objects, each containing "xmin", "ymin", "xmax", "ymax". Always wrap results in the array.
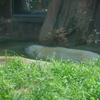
[{"xmin": 0, "ymin": 57, "xmax": 100, "ymax": 100}]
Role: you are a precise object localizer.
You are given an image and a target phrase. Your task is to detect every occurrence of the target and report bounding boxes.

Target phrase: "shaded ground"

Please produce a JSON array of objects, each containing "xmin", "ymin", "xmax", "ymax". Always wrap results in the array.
[
  {"xmin": 0, "ymin": 40, "xmax": 39, "ymax": 56},
  {"xmin": 73, "ymin": 44, "xmax": 100, "ymax": 55}
]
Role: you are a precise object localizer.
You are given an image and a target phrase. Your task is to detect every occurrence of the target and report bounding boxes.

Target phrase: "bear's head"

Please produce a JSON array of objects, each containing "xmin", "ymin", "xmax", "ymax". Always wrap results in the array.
[{"xmin": 24, "ymin": 45, "xmax": 44, "ymax": 59}]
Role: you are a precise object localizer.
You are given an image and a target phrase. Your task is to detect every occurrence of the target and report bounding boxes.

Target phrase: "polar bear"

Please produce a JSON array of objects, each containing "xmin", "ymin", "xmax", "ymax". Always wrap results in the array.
[{"xmin": 24, "ymin": 45, "xmax": 100, "ymax": 62}]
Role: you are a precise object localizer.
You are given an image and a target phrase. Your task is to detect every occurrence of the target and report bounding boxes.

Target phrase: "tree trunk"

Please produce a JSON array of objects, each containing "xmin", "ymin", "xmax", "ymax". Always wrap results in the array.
[{"xmin": 39, "ymin": 0, "xmax": 98, "ymax": 47}]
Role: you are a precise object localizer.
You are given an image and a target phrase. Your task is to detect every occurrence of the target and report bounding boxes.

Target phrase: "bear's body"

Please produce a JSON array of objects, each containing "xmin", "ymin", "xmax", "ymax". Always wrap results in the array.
[{"xmin": 24, "ymin": 45, "xmax": 100, "ymax": 61}]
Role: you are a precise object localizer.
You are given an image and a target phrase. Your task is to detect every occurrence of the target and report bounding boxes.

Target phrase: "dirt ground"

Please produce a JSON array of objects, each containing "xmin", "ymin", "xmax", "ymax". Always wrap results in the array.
[{"xmin": 0, "ymin": 40, "xmax": 100, "ymax": 63}]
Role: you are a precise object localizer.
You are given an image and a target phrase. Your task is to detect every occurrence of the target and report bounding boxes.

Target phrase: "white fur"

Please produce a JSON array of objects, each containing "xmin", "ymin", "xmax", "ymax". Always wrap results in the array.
[{"xmin": 24, "ymin": 45, "xmax": 100, "ymax": 61}]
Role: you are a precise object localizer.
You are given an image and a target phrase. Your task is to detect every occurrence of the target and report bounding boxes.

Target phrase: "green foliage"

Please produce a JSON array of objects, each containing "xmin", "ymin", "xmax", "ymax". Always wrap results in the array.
[{"xmin": 0, "ymin": 57, "xmax": 100, "ymax": 100}]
